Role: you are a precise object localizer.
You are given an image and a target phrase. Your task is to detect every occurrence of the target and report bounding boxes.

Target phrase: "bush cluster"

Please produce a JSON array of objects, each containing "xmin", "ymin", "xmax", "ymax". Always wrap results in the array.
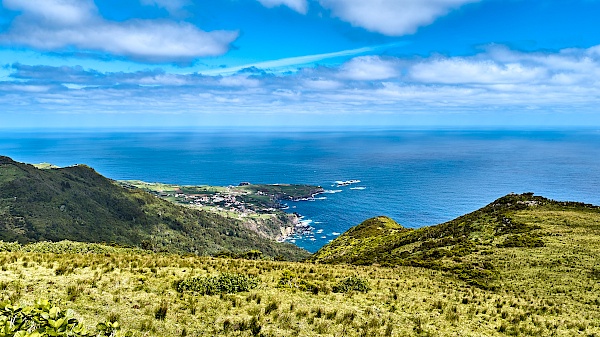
[
  {"xmin": 213, "ymin": 250, "xmax": 263, "ymax": 260},
  {"xmin": 0, "ymin": 240, "xmax": 141, "ymax": 255},
  {"xmin": 175, "ymin": 273, "xmax": 259, "ymax": 295},
  {"xmin": 497, "ymin": 234, "xmax": 545, "ymax": 248},
  {"xmin": 0, "ymin": 299, "xmax": 87, "ymax": 337},
  {"xmin": 0, "ymin": 241, "xmax": 20, "ymax": 252},
  {"xmin": 332, "ymin": 276, "xmax": 370, "ymax": 293},
  {"xmin": 588, "ymin": 267, "xmax": 600, "ymax": 281}
]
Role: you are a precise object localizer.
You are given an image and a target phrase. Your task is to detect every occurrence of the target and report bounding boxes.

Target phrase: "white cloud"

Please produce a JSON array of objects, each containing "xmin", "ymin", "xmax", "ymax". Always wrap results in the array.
[
  {"xmin": 3, "ymin": 0, "xmax": 96, "ymax": 26},
  {"xmin": 133, "ymin": 74, "xmax": 190, "ymax": 86},
  {"xmin": 303, "ymin": 79, "xmax": 342, "ymax": 90},
  {"xmin": 318, "ymin": 0, "xmax": 479, "ymax": 36},
  {"xmin": 3, "ymin": 44, "xmax": 600, "ymax": 120},
  {"xmin": 0, "ymin": 84, "xmax": 52, "ymax": 93},
  {"xmin": 256, "ymin": 0, "xmax": 308, "ymax": 14},
  {"xmin": 219, "ymin": 76, "xmax": 261, "ymax": 87},
  {"xmin": 410, "ymin": 59, "xmax": 547, "ymax": 84},
  {"xmin": 273, "ymin": 88, "xmax": 302, "ymax": 99},
  {"xmin": 0, "ymin": 0, "xmax": 238, "ymax": 63},
  {"xmin": 338, "ymin": 56, "xmax": 399, "ymax": 80},
  {"xmin": 588, "ymin": 45, "xmax": 600, "ymax": 57},
  {"xmin": 214, "ymin": 96, "xmax": 241, "ymax": 103}
]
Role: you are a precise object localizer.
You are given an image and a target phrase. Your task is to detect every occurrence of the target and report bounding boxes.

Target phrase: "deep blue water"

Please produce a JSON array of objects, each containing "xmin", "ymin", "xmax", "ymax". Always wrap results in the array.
[{"xmin": 1, "ymin": 128, "xmax": 599, "ymax": 252}]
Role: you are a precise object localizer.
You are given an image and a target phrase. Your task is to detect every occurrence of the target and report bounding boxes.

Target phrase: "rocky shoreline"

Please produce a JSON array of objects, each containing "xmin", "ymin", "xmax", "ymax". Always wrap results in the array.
[
  {"xmin": 277, "ymin": 212, "xmax": 315, "ymax": 242},
  {"xmin": 121, "ymin": 180, "xmax": 324, "ymax": 245}
]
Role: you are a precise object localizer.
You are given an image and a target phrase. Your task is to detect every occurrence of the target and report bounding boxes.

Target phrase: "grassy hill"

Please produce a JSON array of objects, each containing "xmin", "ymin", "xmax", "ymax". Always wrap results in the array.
[
  {"xmin": 0, "ymin": 156, "xmax": 308, "ymax": 260},
  {"xmin": 311, "ymin": 193, "xmax": 600, "ymax": 289},
  {"xmin": 1, "ymin": 211, "xmax": 599, "ymax": 337}
]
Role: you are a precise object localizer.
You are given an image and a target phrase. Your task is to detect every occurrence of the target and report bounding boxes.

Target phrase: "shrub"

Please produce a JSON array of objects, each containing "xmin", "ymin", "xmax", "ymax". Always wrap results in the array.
[
  {"xmin": 155, "ymin": 301, "xmax": 168, "ymax": 320},
  {"xmin": 55, "ymin": 264, "xmax": 71, "ymax": 276},
  {"xmin": 264, "ymin": 300, "xmax": 278, "ymax": 315},
  {"xmin": 66, "ymin": 285, "xmax": 83, "ymax": 302},
  {"xmin": 97, "ymin": 320, "xmax": 131, "ymax": 337},
  {"xmin": 497, "ymin": 234, "xmax": 545, "ymax": 248},
  {"xmin": 277, "ymin": 270, "xmax": 298, "ymax": 289},
  {"xmin": 238, "ymin": 250, "xmax": 263, "ymax": 260},
  {"xmin": 0, "ymin": 241, "xmax": 21, "ymax": 252},
  {"xmin": 332, "ymin": 276, "xmax": 370, "ymax": 293},
  {"xmin": 0, "ymin": 299, "xmax": 87, "ymax": 336},
  {"xmin": 0, "ymin": 299, "xmax": 132, "ymax": 337},
  {"xmin": 175, "ymin": 273, "xmax": 259, "ymax": 295}
]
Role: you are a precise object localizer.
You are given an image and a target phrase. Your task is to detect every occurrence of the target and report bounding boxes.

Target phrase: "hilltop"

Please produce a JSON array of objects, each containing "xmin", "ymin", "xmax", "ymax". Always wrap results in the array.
[
  {"xmin": 0, "ymin": 156, "xmax": 308, "ymax": 260},
  {"xmin": 312, "ymin": 193, "xmax": 600, "ymax": 288}
]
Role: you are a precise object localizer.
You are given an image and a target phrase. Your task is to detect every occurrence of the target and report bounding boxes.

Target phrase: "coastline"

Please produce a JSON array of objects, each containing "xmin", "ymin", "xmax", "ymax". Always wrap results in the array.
[
  {"xmin": 277, "ymin": 212, "xmax": 315, "ymax": 243},
  {"xmin": 276, "ymin": 188, "xmax": 328, "ymax": 243},
  {"xmin": 120, "ymin": 180, "xmax": 324, "ymax": 246}
]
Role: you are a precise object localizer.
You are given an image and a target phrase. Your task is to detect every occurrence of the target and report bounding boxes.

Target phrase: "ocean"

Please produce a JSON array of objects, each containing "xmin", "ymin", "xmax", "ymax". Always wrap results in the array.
[{"xmin": 1, "ymin": 128, "xmax": 599, "ymax": 252}]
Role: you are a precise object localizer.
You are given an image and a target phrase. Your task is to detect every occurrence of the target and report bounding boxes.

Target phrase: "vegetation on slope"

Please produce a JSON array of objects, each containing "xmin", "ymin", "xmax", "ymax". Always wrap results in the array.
[
  {"xmin": 119, "ymin": 180, "xmax": 322, "ymax": 241},
  {"xmin": 0, "ymin": 156, "xmax": 308, "ymax": 260},
  {"xmin": 311, "ymin": 193, "xmax": 600, "ymax": 289},
  {"xmin": 1, "ymin": 234, "xmax": 599, "ymax": 336}
]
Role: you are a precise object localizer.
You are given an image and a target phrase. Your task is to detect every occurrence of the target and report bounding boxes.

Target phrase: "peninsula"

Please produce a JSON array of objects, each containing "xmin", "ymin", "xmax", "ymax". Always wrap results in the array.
[{"xmin": 119, "ymin": 180, "xmax": 324, "ymax": 242}]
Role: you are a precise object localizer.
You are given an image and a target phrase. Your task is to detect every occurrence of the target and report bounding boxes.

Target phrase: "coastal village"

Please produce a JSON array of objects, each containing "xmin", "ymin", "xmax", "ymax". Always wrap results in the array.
[{"xmin": 119, "ymin": 180, "xmax": 324, "ymax": 241}]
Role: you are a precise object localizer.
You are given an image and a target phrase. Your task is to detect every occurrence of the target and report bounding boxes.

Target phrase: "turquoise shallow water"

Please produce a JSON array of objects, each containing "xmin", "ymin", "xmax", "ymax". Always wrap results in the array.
[{"xmin": 1, "ymin": 128, "xmax": 599, "ymax": 252}]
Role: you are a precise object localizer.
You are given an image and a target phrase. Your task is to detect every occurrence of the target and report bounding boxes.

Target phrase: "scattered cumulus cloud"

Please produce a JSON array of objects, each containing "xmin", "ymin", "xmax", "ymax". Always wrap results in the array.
[
  {"xmin": 2, "ymin": 0, "xmax": 97, "ymax": 26},
  {"xmin": 255, "ymin": 0, "xmax": 478, "ymax": 37},
  {"xmin": 2, "ymin": 44, "xmax": 600, "ymax": 117},
  {"xmin": 256, "ymin": 0, "xmax": 308, "ymax": 14},
  {"xmin": 0, "ymin": 84, "xmax": 52, "ymax": 93},
  {"xmin": 219, "ymin": 76, "xmax": 261, "ymax": 87},
  {"xmin": 317, "ymin": 0, "xmax": 479, "ymax": 36},
  {"xmin": 0, "ymin": 0, "xmax": 238, "ymax": 63},
  {"xmin": 338, "ymin": 56, "xmax": 399, "ymax": 80},
  {"xmin": 303, "ymin": 79, "xmax": 342, "ymax": 90},
  {"xmin": 409, "ymin": 59, "xmax": 547, "ymax": 84}
]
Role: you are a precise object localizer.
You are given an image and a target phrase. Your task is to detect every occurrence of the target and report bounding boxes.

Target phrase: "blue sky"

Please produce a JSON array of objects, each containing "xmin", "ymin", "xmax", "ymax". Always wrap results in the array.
[{"xmin": 1, "ymin": 0, "xmax": 600, "ymax": 128}]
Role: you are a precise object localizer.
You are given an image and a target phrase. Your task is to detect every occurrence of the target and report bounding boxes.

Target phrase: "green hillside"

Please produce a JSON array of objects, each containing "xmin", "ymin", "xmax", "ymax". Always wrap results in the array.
[
  {"xmin": 1, "ymin": 216, "xmax": 599, "ymax": 337},
  {"xmin": 312, "ymin": 193, "xmax": 600, "ymax": 288},
  {"xmin": 0, "ymin": 156, "xmax": 308, "ymax": 260}
]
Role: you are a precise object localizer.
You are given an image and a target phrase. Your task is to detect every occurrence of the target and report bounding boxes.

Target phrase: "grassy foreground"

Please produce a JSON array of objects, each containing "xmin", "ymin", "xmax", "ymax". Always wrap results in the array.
[
  {"xmin": 1, "ymin": 224, "xmax": 600, "ymax": 337},
  {"xmin": 1, "ymin": 191, "xmax": 600, "ymax": 336}
]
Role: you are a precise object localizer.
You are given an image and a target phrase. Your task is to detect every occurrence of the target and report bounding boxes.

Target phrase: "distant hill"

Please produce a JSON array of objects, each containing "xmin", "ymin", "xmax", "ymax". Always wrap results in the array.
[
  {"xmin": 0, "ymin": 156, "xmax": 308, "ymax": 260},
  {"xmin": 311, "ymin": 193, "xmax": 600, "ymax": 288}
]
